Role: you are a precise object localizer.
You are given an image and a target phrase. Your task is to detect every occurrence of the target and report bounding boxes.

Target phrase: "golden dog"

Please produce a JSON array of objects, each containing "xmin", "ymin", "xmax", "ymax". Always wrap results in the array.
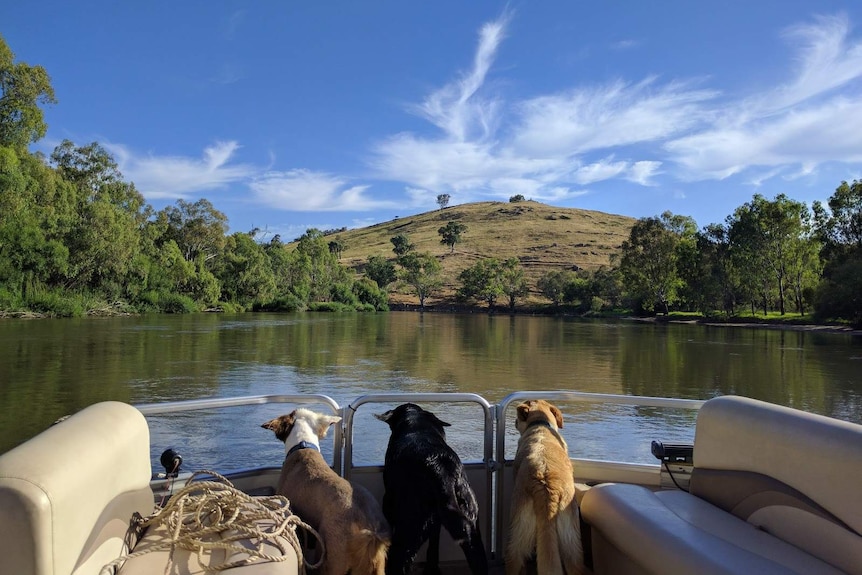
[
  {"xmin": 263, "ymin": 408, "xmax": 390, "ymax": 575},
  {"xmin": 506, "ymin": 400, "xmax": 585, "ymax": 575}
]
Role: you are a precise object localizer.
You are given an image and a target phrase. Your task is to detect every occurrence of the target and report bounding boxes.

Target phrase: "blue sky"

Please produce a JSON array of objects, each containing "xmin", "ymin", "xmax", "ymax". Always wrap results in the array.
[{"xmin": 4, "ymin": 1, "xmax": 862, "ymax": 239}]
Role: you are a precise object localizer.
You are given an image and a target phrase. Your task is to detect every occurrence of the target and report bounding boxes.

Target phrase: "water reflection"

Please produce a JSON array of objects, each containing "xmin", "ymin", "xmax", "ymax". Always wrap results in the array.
[{"xmin": 1, "ymin": 313, "xmax": 859, "ymax": 470}]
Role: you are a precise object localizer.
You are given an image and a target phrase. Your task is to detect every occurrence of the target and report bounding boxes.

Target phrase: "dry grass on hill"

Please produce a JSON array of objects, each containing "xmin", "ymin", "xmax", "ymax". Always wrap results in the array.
[{"xmin": 319, "ymin": 201, "xmax": 635, "ymax": 306}]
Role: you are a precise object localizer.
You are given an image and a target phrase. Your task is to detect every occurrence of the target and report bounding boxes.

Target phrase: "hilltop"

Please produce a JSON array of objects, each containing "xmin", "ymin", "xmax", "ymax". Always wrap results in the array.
[{"xmin": 325, "ymin": 201, "xmax": 636, "ymax": 307}]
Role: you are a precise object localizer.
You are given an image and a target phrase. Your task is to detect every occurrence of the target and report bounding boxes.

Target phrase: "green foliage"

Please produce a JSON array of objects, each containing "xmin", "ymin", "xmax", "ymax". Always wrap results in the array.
[
  {"xmin": 353, "ymin": 277, "xmax": 389, "ymax": 311},
  {"xmin": 307, "ymin": 301, "xmax": 355, "ymax": 312},
  {"xmin": 499, "ymin": 258, "xmax": 528, "ymax": 311},
  {"xmin": 509, "ymin": 194, "xmax": 526, "ymax": 203},
  {"xmin": 0, "ymin": 35, "xmax": 57, "ymax": 149},
  {"xmin": 364, "ymin": 255, "xmax": 397, "ymax": 289},
  {"xmin": 814, "ymin": 252, "xmax": 862, "ymax": 327},
  {"xmin": 215, "ymin": 232, "xmax": 276, "ymax": 303},
  {"xmin": 618, "ymin": 216, "xmax": 680, "ymax": 314},
  {"xmin": 458, "ymin": 258, "xmax": 503, "ymax": 308},
  {"xmin": 254, "ymin": 294, "xmax": 306, "ymax": 312},
  {"xmin": 25, "ymin": 289, "xmax": 85, "ymax": 317},
  {"xmin": 436, "ymin": 194, "xmax": 450, "ymax": 210},
  {"xmin": 398, "ymin": 252, "xmax": 442, "ymax": 309},
  {"xmin": 390, "ymin": 233, "xmax": 414, "ymax": 256},
  {"xmin": 438, "ymin": 220, "xmax": 467, "ymax": 253},
  {"xmin": 537, "ymin": 270, "xmax": 575, "ymax": 306}
]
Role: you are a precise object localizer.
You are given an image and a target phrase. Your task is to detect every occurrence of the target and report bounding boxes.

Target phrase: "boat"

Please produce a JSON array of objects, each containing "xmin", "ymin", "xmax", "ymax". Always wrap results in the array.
[{"xmin": 1, "ymin": 390, "xmax": 860, "ymax": 574}]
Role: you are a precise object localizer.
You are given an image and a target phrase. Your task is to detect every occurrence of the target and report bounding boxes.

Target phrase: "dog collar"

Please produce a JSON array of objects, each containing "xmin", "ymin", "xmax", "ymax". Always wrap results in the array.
[
  {"xmin": 286, "ymin": 441, "xmax": 319, "ymax": 458},
  {"xmin": 526, "ymin": 420, "xmax": 554, "ymax": 431}
]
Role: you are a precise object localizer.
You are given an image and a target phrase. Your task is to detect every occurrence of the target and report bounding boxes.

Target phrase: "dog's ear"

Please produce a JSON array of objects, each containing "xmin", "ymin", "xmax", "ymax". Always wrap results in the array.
[
  {"xmin": 550, "ymin": 404, "xmax": 564, "ymax": 428},
  {"xmin": 314, "ymin": 414, "xmax": 342, "ymax": 439},
  {"xmin": 516, "ymin": 402, "xmax": 530, "ymax": 422},
  {"xmin": 374, "ymin": 410, "xmax": 393, "ymax": 423},
  {"xmin": 429, "ymin": 412, "xmax": 451, "ymax": 427}
]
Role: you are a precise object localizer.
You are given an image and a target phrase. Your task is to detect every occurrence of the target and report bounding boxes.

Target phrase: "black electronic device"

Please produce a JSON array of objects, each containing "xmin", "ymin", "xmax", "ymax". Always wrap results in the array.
[{"xmin": 651, "ymin": 441, "xmax": 694, "ymax": 465}]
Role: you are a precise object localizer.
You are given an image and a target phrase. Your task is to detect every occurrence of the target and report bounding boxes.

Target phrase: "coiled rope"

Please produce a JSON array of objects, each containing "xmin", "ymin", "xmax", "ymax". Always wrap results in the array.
[{"xmin": 101, "ymin": 470, "xmax": 325, "ymax": 575}]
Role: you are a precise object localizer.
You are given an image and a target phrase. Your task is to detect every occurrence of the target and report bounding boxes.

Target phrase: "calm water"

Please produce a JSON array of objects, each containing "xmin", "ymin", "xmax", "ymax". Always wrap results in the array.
[{"xmin": 1, "ymin": 312, "xmax": 860, "ymax": 471}]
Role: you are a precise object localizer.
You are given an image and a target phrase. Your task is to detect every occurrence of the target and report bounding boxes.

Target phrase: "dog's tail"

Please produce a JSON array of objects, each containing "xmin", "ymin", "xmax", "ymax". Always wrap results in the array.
[
  {"xmin": 556, "ymin": 502, "xmax": 586, "ymax": 575},
  {"xmin": 348, "ymin": 524, "xmax": 391, "ymax": 575}
]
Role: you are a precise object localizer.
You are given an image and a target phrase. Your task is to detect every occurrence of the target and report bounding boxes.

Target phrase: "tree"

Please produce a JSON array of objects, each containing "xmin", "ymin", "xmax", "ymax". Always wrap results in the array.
[
  {"xmin": 728, "ymin": 194, "xmax": 814, "ymax": 315},
  {"xmin": 365, "ymin": 255, "xmax": 397, "ymax": 289},
  {"xmin": 438, "ymin": 221, "xmax": 467, "ymax": 253},
  {"xmin": 0, "ymin": 35, "xmax": 57, "ymax": 149},
  {"xmin": 390, "ymin": 234, "xmax": 414, "ymax": 257},
  {"xmin": 458, "ymin": 258, "xmax": 503, "ymax": 309},
  {"xmin": 214, "ymin": 232, "xmax": 276, "ymax": 304},
  {"xmin": 398, "ymin": 252, "xmax": 442, "ymax": 309},
  {"xmin": 509, "ymin": 194, "xmax": 526, "ymax": 203},
  {"xmin": 328, "ymin": 238, "xmax": 345, "ymax": 259},
  {"xmin": 436, "ymin": 194, "xmax": 450, "ymax": 210},
  {"xmin": 618, "ymin": 216, "xmax": 680, "ymax": 314},
  {"xmin": 158, "ymin": 199, "xmax": 229, "ymax": 263},
  {"xmin": 537, "ymin": 270, "xmax": 573, "ymax": 306},
  {"xmin": 500, "ymin": 258, "xmax": 529, "ymax": 311}
]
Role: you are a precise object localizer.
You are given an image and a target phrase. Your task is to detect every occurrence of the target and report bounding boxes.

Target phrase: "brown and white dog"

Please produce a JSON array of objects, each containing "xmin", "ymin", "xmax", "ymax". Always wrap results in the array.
[
  {"xmin": 506, "ymin": 400, "xmax": 585, "ymax": 575},
  {"xmin": 262, "ymin": 408, "xmax": 391, "ymax": 575}
]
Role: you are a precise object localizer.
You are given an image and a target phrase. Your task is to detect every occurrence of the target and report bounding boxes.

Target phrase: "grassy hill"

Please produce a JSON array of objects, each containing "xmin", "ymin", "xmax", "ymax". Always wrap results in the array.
[{"xmin": 323, "ymin": 200, "xmax": 635, "ymax": 306}]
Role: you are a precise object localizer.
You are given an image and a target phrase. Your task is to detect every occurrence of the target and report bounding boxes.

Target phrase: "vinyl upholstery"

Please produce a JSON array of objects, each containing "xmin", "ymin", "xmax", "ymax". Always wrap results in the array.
[{"xmin": 580, "ymin": 395, "xmax": 862, "ymax": 575}]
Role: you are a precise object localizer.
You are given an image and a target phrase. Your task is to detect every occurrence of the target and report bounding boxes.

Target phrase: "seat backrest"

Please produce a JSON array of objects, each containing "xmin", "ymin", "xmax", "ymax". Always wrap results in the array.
[
  {"xmin": 0, "ymin": 401, "xmax": 154, "ymax": 575},
  {"xmin": 691, "ymin": 395, "xmax": 862, "ymax": 574}
]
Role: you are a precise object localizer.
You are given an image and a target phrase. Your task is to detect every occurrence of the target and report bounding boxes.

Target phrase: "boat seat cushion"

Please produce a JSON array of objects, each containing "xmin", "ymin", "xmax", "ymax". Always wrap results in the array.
[
  {"xmin": 0, "ymin": 401, "xmax": 300, "ymax": 575},
  {"xmin": 581, "ymin": 395, "xmax": 862, "ymax": 575},
  {"xmin": 0, "ymin": 401, "xmax": 154, "ymax": 575},
  {"xmin": 581, "ymin": 482, "xmax": 846, "ymax": 575},
  {"xmin": 118, "ymin": 518, "xmax": 300, "ymax": 575}
]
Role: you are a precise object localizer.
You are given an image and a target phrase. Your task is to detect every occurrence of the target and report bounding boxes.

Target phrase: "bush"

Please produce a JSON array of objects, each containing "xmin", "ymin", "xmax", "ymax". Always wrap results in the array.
[
  {"xmin": 0, "ymin": 287, "xmax": 22, "ymax": 310},
  {"xmin": 159, "ymin": 293, "xmax": 198, "ymax": 314},
  {"xmin": 26, "ymin": 291, "xmax": 85, "ymax": 317},
  {"xmin": 307, "ymin": 301, "xmax": 355, "ymax": 312},
  {"xmin": 254, "ymin": 295, "xmax": 305, "ymax": 312},
  {"xmin": 509, "ymin": 194, "xmax": 526, "ymax": 203},
  {"xmin": 353, "ymin": 278, "xmax": 389, "ymax": 311}
]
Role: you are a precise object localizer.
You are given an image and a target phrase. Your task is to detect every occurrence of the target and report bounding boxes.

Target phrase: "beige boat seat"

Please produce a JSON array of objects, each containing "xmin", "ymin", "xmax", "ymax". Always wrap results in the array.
[
  {"xmin": 0, "ymin": 401, "xmax": 299, "ymax": 575},
  {"xmin": 581, "ymin": 395, "xmax": 862, "ymax": 575}
]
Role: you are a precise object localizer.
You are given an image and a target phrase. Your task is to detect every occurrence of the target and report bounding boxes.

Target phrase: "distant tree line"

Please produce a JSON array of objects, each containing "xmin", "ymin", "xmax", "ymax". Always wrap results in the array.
[{"xmin": 2, "ymin": 33, "xmax": 860, "ymax": 325}]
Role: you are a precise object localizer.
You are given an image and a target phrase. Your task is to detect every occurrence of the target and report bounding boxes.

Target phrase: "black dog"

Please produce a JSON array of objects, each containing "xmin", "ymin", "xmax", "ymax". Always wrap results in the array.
[{"xmin": 374, "ymin": 403, "xmax": 488, "ymax": 575}]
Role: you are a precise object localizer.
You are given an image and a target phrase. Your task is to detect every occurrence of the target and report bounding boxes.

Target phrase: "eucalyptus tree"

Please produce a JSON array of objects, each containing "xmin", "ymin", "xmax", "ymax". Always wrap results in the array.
[
  {"xmin": 215, "ymin": 232, "xmax": 276, "ymax": 305},
  {"xmin": 159, "ymin": 198, "xmax": 229, "ymax": 264},
  {"xmin": 0, "ymin": 34, "xmax": 56, "ymax": 150},
  {"xmin": 812, "ymin": 180, "xmax": 862, "ymax": 324},
  {"xmin": 365, "ymin": 255, "xmax": 397, "ymax": 289},
  {"xmin": 618, "ymin": 216, "xmax": 680, "ymax": 314},
  {"xmin": 398, "ymin": 252, "xmax": 442, "ymax": 309},
  {"xmin": 50, "ymin": 140, "xmax": 149, "ymax": 296},
  {"xmin": 436, "ymin": 194, "xmax": 450, "ymax": 210},
  {"xmin": 728, "ymin": 194, "xmax": 814, "ymax": 315},
  {"xmin": 537, "ymin": 269, "xmax": 574, "ymax": 306},
  {"xmin": 293, "ymin": 228, "xmax": 350, "ymax": 302},
  {"xmin": 390, "ymin": 234, "xmax": 414, "ymax": 257},
  {"xmin": 457, "ymin": 258, "xmax": 503, "ymax": 309},
  {"xmin": 499, "ymin": 258, "xmax": 529, "ymax": 311},
  {"xmin": 438, "ymin": 220, "xmax": 467, "ymax": 253}
]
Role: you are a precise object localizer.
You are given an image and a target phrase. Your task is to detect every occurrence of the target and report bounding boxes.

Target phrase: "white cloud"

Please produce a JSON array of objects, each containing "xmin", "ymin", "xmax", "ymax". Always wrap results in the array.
[
  {"xmin": 626, "ymin": 161, "xmax": 662, "ymax": 186},
  {"xmin": 514, "ymin": 78, "xmax": 717, "ymax": 156},
  {"xmin": 249, "ymin": 169, "xmax": 398, "ymax": 211},
  {"xmin": 666, "ymin": 14, "xmax": 862, "ymax": 181},
  {"xmin": 110, "ymin": 141, "xmax": 257, "ymax": 199}
]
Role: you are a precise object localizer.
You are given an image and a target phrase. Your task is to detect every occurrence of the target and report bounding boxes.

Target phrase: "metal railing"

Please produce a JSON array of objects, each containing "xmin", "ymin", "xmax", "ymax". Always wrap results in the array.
[{"xmin": 137, "ymin": 394, "xmax": 343, "ymax": 472}]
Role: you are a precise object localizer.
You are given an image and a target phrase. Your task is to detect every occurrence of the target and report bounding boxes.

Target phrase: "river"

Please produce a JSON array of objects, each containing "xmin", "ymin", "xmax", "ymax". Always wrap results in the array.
[{"xmin": 1, "ymin": 312, "xmax": 860, "ymax": 471}]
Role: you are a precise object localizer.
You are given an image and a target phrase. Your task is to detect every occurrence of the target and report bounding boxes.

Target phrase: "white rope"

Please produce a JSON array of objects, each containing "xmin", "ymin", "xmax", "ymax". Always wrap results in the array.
[{"xmin": 101, "ymin": 470, "xmax": 325, "ymax": 575}]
